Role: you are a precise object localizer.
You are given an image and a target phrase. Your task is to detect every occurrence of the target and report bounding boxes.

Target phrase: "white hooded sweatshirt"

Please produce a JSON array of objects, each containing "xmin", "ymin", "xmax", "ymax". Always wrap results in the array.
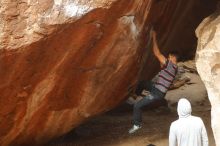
[{"xmin": 169, "ymin": 98, "xmax": 208, "ymax": 146}]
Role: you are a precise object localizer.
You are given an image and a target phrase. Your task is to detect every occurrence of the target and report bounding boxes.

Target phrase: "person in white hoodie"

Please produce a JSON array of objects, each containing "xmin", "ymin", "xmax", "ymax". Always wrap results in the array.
[{"xmin": 169, "ymin": 98, "xmax": 209, "ymax": 146}]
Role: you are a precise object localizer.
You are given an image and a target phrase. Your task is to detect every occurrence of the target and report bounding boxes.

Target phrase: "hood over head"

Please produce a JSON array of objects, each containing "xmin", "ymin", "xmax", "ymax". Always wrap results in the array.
[{"xmin": 177, "ymin": 98, "xmax": 192, "ymax": 118}]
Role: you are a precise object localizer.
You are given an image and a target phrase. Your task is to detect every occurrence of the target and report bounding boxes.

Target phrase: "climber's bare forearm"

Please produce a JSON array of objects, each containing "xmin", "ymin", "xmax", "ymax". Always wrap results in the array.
[{"xmin": 152, "ymin": 31, "xmax": 166, "ymax": 65}]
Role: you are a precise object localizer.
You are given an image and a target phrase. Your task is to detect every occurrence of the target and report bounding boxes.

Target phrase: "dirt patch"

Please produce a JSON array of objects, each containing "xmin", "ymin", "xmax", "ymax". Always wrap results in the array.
[{"xmin": 47, "ymin": 100, "xmax": 214, "ymax": 146}]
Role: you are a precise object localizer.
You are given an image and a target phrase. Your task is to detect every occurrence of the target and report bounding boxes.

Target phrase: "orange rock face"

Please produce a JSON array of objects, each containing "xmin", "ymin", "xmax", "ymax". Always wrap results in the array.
[{"xmin": 0, "ymin": 0, "xmax": 217, "ymax": 145}]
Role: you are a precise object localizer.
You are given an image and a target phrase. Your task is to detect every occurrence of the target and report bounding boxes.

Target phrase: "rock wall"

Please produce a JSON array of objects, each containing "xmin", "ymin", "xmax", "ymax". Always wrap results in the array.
[
  {"xmin": 0, "ymin": 0, "xmax": 217, "ymax": 145},
  {"xmin": 196, "ymin": 9, "xmax": 220, "ymax": 146}
]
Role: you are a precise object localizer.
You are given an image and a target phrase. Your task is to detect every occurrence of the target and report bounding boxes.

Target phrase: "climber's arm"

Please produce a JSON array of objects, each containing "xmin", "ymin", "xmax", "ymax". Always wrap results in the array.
[{"xmin": 151, "ymin": 30, "xmax": 166, "ymax": 66}]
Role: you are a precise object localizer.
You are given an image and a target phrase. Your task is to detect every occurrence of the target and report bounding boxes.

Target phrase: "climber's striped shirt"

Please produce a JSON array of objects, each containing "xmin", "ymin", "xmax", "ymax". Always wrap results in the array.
[{"xmin": 155, "ymin": 60, "xmax": 178, "ymax": 93}]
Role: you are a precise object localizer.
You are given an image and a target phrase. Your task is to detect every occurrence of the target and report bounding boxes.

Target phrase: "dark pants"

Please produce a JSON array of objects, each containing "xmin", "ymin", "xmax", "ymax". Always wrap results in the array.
[{"xmin": 133, "ymin": 85, "xmax": 165, "ymax": 126}]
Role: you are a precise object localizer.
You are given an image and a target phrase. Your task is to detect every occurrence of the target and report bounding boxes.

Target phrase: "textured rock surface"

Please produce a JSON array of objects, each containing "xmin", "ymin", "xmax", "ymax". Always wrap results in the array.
[
  {"xmin": 0, "ymin": 0, "xmax": 118, "ymax": 49},
  {"xmin": 0, "ymin": 0, "xmax": 165, "ymax": 145},
  {"xmin": 196, "ymin": 10, "xmax": 220, "ymax": 146},
  {"xmin": 0, "ymin": 0, "xmax": 217, "ymax": 145}
]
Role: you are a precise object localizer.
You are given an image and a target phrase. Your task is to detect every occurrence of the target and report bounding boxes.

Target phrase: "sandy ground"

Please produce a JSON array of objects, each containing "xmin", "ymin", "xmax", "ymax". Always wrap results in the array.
[{"xmin": 48, "ymin": 71, "xmax": 215, "ymax": 146}]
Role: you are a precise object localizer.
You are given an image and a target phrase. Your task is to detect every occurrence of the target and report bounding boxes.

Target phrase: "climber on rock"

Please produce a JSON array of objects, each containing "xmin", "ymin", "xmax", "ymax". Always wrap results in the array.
[{"xmin": 129, "ymin": 29, "xmax": 179, "ymax": 134}]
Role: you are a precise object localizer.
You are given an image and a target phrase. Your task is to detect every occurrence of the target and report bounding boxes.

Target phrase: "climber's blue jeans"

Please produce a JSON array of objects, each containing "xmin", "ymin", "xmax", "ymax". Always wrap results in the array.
[{"xmin": 133, "ymin": 87, "xmax": 165, "ymax": 126}]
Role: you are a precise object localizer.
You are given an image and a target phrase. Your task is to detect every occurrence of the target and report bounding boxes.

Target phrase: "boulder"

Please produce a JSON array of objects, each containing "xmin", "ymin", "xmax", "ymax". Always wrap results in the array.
[
  {"xmin": 0, "ymin": 0, "xmax": 166, "ymax": 145},
  {"xmin": 196, "ymin": 9, "xmax": 220, "ymax": 146}
]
